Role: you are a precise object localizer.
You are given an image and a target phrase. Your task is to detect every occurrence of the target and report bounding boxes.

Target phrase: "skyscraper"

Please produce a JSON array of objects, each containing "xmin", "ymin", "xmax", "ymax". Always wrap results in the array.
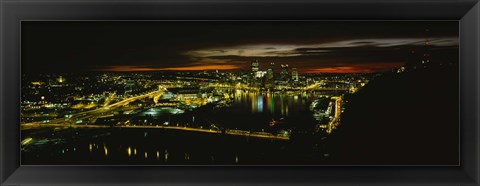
[
  {"xmin": 292, "ymin": 68, "xmax": 299, "ymax": 81},
  {"xmin": 280, "ymin": 64, "xmax": 289, "ymax": 81},
  {"xmin": 267, "ymin": 62, "xmax": 275, "ymax": 80},
  {"xmin": 251, "ymin": 60, "xmax": 260, "ymax": 73}
]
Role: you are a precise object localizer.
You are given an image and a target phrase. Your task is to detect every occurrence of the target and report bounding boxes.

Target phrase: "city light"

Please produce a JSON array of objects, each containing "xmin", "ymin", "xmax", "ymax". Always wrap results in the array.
[{"xmin": 20, "ymin": 22, "xmax": 458, "ymax": 165}]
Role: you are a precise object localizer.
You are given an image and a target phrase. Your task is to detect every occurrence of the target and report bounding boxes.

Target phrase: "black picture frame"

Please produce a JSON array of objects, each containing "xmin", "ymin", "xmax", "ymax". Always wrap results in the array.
[{"xmin": 1, "ymin": 0, "xmax": 479, "ymax": 185}]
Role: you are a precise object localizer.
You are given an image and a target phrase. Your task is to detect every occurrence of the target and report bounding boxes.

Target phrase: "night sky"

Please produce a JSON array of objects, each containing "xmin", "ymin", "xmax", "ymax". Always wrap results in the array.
[{"xmin": 21, "ymin": 21, "xmax": 458, "ymax": 74}]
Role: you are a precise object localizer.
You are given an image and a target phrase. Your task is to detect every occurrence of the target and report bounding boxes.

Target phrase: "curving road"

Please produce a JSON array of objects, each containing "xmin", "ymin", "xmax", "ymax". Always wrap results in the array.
[{"xmin": 23, "ymin": 89, "xmax": 165, "ymax": 125}]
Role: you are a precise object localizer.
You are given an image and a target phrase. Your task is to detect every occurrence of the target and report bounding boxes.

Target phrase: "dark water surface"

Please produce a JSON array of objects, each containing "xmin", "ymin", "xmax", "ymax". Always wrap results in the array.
[{"xmin": 22, "ymin": 128, "xmax": 330, "ymax": 165}]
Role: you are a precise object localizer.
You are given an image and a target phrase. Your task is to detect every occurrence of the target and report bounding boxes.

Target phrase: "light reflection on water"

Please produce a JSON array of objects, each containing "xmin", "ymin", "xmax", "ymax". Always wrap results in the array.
[
  {"xmin": 135, "ymin": 89, "xmax": 324, "ymax": 127},
  {"xmin": 84, "ymin": 143, "xmax": 176, "ymax": 162},
  {"xmin": 131, "ymin": 89, "xmax": 323, "ymax": 131},
  {"xmin": 231, "ymin": 90, "xmax": 318, "ymax": 119},
  {"xmin": 22, "ymin": 128, "xmax": 333, "ymax": 165},
  {"xmin": 22, "ymin": 90, "xmax": 337, "ymax": 165},
  {"xmin": 40, "ymin": 135, "xmax": 277, "ymax": 165},
  {"xmin": 103, "ymin": 143, "xmax": 108, "ymax": 156}
]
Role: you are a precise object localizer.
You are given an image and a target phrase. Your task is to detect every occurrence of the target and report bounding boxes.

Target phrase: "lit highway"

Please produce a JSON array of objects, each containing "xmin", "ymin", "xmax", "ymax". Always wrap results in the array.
[
  {"xmin": 21, "ymin": 84, "xmax": 291, "ymax": 140},
  {"xmin": 326, "ymin": 96, "xmax": 342, "ymax": 134},
  {"xmin": 23, "ymin": 88, "xmax": 166, "ymax": 125}
]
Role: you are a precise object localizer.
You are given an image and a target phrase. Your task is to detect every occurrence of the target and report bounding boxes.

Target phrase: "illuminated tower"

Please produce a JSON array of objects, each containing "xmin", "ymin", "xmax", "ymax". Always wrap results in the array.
[
  {"xmin": 403, "ymin": 27, "xmax": 432, "ymax": 71},
  {"xmin": 421, "ymin": 28, "xmax": 431, "ymax": 66}
]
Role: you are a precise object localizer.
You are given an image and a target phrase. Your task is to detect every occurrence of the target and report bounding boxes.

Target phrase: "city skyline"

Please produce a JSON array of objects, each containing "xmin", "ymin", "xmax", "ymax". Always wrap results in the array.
[
  {"xmin": 21, "ymin": 21, "xmax": 459, "ymax": 165},
  {"xmin": 22, "ymin": 21, "xmax": 458, "ymax": 74}
]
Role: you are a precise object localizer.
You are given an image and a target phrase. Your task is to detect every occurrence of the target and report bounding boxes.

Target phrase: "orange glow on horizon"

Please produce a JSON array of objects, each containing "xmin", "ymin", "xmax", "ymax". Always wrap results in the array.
[
  {"xmin": 96, "ymin": 62, "xmax": 404, "ymax": 73},
  {"xmin": 304, "ymin": 68, "xmax": 373, "ymax": 74},
  {"xmin": 302, "ymin": 63, "xmax": 404, "ymax": 73},
  {"xmin": 96, "ymin": 65, "xmax": 241, "ymax": 72}
]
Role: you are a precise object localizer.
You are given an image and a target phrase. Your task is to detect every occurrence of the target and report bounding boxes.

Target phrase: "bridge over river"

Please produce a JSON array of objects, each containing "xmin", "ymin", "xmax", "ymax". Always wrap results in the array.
[{"xmin": 21, "ymin": 123, "xmax": 290, "ymax": 140}]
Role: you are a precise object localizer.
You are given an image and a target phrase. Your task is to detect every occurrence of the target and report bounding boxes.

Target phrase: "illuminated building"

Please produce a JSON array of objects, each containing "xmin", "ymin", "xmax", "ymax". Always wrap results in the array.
[
  {"xmin": 266, "ymin": 69, "xmax": 274, "ymax": 80},
  {"xmin": 280, "ymin": 64, "xmax": 289, "ymax": 80},
  {"xmin": 266, "ymin": 62, "xmax": 275, "ymax": 80},
  {"xmin": 255, "ymin": 71, "xmax": 267, "ymax": 78},
  {"xmin": 292, "ymin": 68, "xmax": 299, "ymax": 81},
  {"xmin": 251, "ymin": 60, "xmax": 260, "ymax": 73},
  {"xmin": 124, "ymin": 80, "xmax": 136, "ymax": 96},
  {"xmin": 57, "ymin": 76, "xmax": 65, "ymax": 83}
]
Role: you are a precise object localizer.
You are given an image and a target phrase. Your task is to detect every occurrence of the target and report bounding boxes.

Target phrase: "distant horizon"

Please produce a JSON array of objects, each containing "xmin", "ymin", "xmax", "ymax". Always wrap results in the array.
[
  {"xmin": 90, "ymin": 62, "xmax": 403, "ymax": 74},
  {"xmin": 22, "ymin": 21, "xmax": 458, "ymax": 74},
  {"xmin": 23, "ymin": 68, "xmax": 386, "ymax": 74}
]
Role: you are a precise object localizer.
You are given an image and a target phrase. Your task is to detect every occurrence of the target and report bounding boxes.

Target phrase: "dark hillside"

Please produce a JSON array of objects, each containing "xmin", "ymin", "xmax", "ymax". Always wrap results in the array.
[{"xmin": 328, "ymin": 61, "xmax": 459, "ymax": 165}]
